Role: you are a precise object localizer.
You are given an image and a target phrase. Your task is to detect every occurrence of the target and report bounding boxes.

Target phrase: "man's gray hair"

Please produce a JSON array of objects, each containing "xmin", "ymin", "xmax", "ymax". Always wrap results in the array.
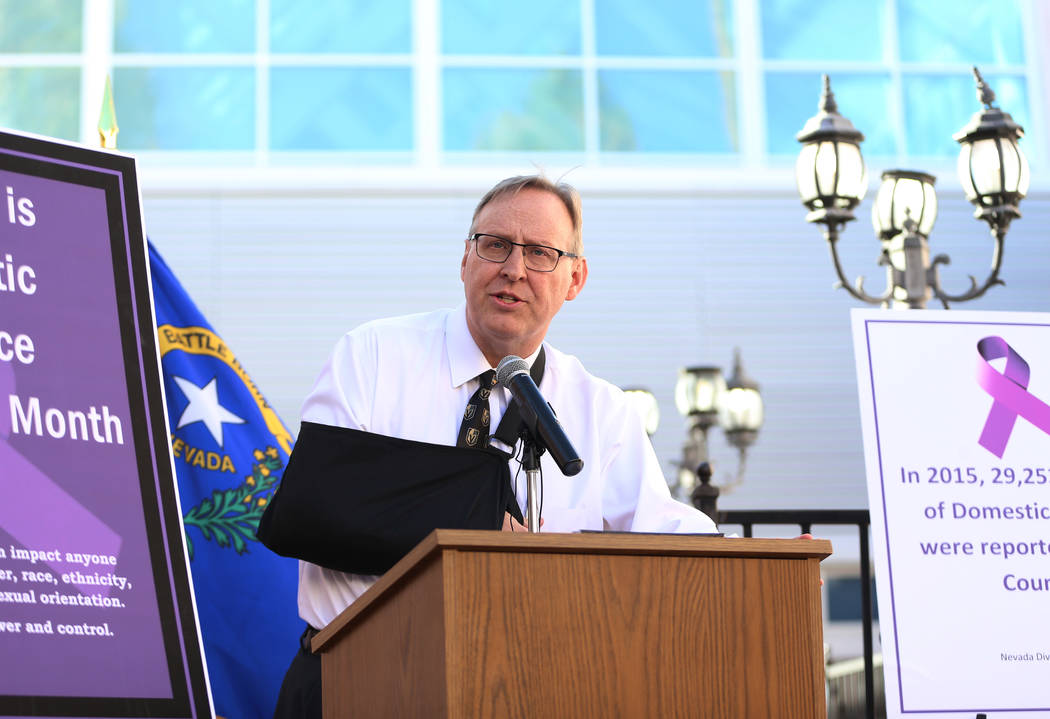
[{"xmin": 470, "ymin": 175, "xmax": 584, "ymax": 256}]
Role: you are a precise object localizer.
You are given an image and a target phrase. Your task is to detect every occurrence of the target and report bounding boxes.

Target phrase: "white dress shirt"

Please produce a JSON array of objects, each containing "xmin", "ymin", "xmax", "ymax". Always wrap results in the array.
[{"xmin": 296, "ymin": 305, "xmax": 717, "ymax": 629}]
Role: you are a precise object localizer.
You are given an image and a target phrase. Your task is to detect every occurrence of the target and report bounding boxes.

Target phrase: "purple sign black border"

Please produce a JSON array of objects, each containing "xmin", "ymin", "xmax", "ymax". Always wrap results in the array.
[
  {"xmin": 0, "ymin": 130, "xmax": 209, "ymax": 718},
  {"xmin": 862, "ymin": 317, "xmax": 1050, "ymax": 716}
]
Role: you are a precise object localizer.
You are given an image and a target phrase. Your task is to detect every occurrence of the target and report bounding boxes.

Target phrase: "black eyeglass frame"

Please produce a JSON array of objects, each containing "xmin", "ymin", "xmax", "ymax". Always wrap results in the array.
[{"xmin": 468, "ymin": 233, "xmax": 580, "ymax": 273}]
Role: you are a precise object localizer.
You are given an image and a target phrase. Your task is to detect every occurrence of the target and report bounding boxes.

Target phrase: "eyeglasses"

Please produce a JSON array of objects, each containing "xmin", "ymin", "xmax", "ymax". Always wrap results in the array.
[{"xmin": 469, "ymin": 233, "xmax": 579, "ymax": 273}]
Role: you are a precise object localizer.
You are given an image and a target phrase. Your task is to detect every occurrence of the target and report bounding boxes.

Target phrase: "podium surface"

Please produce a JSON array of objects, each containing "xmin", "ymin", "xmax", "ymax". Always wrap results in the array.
[{"xmin": 314, "ymin": 530, "xmax": 832, "ymax": 718}]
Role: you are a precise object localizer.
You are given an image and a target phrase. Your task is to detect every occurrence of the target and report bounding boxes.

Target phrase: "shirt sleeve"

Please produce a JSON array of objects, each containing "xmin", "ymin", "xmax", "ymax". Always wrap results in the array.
[
  {"xmin": 600, "ymin": 390, "xmax": 719, "ymax": 535},
  {"xmin": 299, "ymin": 328, "xmax": 378, "ymax": 431}
]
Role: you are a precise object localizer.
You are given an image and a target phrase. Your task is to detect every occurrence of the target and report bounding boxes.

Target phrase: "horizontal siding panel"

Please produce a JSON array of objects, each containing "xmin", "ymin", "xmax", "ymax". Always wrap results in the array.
[{"xmin": 143, "ymin": 187, "xmax": 1050, "ymax": 513}]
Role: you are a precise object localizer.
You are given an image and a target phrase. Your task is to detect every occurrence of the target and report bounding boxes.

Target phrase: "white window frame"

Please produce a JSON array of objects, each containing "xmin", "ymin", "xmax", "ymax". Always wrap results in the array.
[{"xmin": 36, "ymin": 0, "xmax": 1040, "ymax": 192}]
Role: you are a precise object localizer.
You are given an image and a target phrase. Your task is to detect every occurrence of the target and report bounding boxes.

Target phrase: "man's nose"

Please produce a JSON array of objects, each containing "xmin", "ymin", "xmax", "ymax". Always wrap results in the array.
[{"xmin": 500, "ymin": 245, "xmax": 528, "ymax": 278}]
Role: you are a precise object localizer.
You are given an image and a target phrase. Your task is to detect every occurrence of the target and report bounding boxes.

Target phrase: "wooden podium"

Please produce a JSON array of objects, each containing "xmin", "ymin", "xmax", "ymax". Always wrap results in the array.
[{"xmin": 313, "ymin": 530, "xmax": 832, "ymax": 718}]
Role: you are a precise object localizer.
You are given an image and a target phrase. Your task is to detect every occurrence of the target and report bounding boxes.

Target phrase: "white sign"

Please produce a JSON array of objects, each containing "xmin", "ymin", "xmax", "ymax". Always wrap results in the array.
[{"xmin": 852, "ymin": 309, "xmax": 1050, "ymax": 718}]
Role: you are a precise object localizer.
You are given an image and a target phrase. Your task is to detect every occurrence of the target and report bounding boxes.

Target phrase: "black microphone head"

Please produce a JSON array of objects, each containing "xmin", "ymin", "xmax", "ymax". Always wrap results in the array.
[
  {"xmin": 562, "ymin": 458, "xmax": 584, "ymax": 476},
  {"xmin": 496, "ymin": 355, "xmax": 530, "ymax": 387}
]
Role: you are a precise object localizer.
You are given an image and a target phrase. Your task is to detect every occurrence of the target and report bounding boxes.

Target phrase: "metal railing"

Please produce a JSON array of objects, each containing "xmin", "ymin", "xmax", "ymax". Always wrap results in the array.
[
  {"xmin": 826, "ymin": 654, "xmax": 885, "ymax": 718},
  {"xmin": 718, "ymin": 509, "xmax": 876, "ymax": 719}
]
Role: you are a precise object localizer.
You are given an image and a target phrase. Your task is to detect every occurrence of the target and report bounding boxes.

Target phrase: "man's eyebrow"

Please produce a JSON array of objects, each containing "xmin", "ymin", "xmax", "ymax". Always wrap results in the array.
[{"xmin": 477, "ymin": 231, "xmax": 563, "ymax": 248}]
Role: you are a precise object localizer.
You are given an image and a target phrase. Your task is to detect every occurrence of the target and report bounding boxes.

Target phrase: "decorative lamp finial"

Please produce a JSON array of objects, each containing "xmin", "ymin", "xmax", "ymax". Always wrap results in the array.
[
  {"xmin": 972, "ymin": 66, "xmax": 997, "ymax": 109},
  {"xmin": 820, "ymin": 74, "xmax": 839, "ymax": 114}
]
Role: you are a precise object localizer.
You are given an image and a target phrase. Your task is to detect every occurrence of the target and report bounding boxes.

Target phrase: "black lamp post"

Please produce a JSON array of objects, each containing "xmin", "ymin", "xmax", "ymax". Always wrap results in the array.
[
  {"xmin": 796, "ymin": 68, "xmax": 1029, "ymax": 309},
  {"xmin": 674, "ymin": 349, "xmax": 763, "ymax": 511}
]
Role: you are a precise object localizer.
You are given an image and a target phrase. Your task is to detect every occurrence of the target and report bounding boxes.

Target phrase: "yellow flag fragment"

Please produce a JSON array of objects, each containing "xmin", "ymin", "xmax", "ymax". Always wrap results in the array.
[{"xmin": 98, "ymin": 75, "xmax": 119, "ymax": 149}]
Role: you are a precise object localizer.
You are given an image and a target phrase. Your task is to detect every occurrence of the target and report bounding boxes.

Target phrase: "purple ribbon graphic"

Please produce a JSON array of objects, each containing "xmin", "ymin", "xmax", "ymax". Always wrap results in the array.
[
  {"xmin": 976, "ymin": 336, "xmax": 1050, "ymax": 458},
  {"xmin": 0, "ymin": 361, "xmax": 122, "ymax": 595}
]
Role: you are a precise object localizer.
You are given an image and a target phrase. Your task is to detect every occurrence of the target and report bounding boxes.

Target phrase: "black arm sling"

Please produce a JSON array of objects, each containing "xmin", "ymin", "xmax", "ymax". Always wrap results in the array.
[{"xmin": 256, "ymin": 349, "xmax": 545, "ymax": 575}]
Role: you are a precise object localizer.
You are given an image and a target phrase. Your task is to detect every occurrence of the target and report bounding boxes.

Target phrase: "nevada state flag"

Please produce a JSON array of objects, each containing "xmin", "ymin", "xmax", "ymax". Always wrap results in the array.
[{"xmin": 148, "ymin": 242, "xmax": 300, "ymax": 719}]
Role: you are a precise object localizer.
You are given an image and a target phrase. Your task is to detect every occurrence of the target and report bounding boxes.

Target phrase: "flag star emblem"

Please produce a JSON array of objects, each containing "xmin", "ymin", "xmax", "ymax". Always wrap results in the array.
[{"xmin": 172, "ymin": 375, "xmax": 246, "ymax": 448}]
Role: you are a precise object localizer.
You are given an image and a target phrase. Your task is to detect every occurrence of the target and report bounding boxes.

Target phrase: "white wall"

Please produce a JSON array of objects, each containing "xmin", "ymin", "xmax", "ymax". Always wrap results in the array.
[{"xmin": 141, "ymin": 172, "xmax": 1050, "ymax": 513}]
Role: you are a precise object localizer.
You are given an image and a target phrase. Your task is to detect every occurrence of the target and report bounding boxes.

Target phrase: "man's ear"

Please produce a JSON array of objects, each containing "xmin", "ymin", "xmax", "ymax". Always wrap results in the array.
[
  {"xmin": 460, "ymin": 240, "xmax": 470, "ymax": 281},
  {"xmin": 565, "ymin": 257, "xmax": 588, "ymax": 301}
]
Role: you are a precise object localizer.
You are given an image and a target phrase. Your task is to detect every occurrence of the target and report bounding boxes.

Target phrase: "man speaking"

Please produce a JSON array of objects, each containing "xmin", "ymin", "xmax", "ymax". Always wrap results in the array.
[{"xmin": 266, "ymin": 175, "xmax": 717, "ymax": 717}]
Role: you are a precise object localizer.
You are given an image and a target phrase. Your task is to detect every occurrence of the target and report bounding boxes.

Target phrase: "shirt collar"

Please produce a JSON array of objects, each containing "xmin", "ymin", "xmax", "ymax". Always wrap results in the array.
[{"xmin": 446, "ymin": 303, "xmax": 542, "ymax": 389}]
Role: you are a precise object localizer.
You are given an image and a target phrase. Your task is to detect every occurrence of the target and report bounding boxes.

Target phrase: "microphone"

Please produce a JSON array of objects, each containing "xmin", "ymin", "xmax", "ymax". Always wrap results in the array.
[{"xmin": 496, "ymin": 355, "xmax": 584, "ymax": 477}]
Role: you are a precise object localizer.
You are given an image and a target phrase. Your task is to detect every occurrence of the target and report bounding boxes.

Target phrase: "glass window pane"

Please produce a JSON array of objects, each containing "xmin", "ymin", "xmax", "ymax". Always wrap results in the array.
[
  {"xmin": 0, "ymin": 0, "xmax": 81, "ymax": 52},
  {"xmin": 765, "ymin": 72, "xmax": 895, "ymax": 156},
  {"xmin": 898, "ymin": 0, "xmax": 1024, "ymax": 65},
  {"xmin": 443, "ymin": 69, "xmax": 583, "ymax": 151},
  {"xmin": 114, "ymin": 0, "xmax": 254, "ymax": 53},
  {"xmin": 442, "ymin": 0, "xmax": 580, "ymax": 55},
  {"xmin": 270, "ymin": 0, "xmax": 410, "ymax": 53},
  {"xmin": 0, "ymin": 68, "xmax": 79, "ymax": 141},
  {"xmin": 270, "ymin": 67, "xmax": 412, "ymax": 151},
  {"xmin": 599, "ymin": 70, "xmax": 737, "ymax": 152},
  {"xmin": 761, "ymin": 0, "xmax": 884, "ymax": 62},
  {"xmin": 112, "ymin": 67, "xmax": 255, "ymax": 150},
  {"xmin": 902, "ymin": 73, "xmax": 1029, "ymax": 157},
  {"xmin": 595, "ymin": 0, "xmax": 734, "ymax": 57}
]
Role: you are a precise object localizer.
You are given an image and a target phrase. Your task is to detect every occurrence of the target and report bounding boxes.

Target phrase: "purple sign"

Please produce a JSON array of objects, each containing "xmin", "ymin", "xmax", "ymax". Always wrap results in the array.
[{"xmin": 0, "ymin": 131, "xmax": 209, "ymax": 718}]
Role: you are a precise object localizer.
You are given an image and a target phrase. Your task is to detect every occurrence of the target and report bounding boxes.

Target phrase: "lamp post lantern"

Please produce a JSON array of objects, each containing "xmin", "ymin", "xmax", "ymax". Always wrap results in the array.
[
  {"xmin": 622, "ymin": 387, "xmax": 660, "ymax": 437},
  {"xmin": 952, "ymin": 67, "xmax": 1030, "ymax": 284},
  {"xmin": 674, "ymin": 349, "xmax": 762, "ymax": 510},
  {"xmin": 796, "ymin": 68, "xmax": 1028, "ymax": 309},
  {"xmin": 795, "ymin": 75, "xmax": 868, "ymax": 233}
]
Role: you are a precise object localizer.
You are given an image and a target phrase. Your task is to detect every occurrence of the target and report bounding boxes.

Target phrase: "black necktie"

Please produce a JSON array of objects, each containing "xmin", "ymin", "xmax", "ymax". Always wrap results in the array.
[{"xmin": 456, "ymin": 369, "xmax": 497, "ymax": 449}]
